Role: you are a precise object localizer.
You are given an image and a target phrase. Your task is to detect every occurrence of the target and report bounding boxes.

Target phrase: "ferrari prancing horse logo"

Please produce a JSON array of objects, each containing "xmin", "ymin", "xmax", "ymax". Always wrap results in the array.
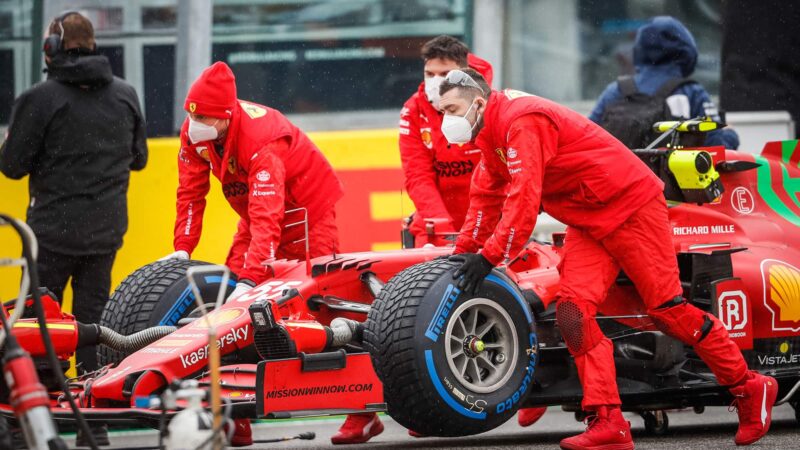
[{"xmin": 495, "ymin": 148, "xmax": 507, "ymax": 164}]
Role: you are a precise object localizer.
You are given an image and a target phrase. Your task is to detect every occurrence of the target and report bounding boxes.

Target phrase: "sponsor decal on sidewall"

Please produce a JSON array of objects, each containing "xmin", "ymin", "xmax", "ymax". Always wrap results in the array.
[{"xmin": 425, "ymin": 284, "xmax": 461, "ymax": 342}]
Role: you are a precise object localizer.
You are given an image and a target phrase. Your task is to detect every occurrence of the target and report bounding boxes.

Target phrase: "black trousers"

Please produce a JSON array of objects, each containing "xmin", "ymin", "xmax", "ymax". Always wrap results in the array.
[{"xmin": 36, "ymin": 246, "xmax": 116, "ymax": 373}]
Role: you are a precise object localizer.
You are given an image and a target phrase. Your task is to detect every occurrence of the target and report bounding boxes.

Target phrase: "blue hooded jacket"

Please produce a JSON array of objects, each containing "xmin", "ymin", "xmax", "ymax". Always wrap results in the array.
[{"xmin": 589, "ymin": 16, "xmax": 739, "ymax": 149}]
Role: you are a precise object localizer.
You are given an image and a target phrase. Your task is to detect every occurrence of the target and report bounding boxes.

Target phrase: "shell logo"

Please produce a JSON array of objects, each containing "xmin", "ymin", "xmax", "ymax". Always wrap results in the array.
[
  {"xmin": 189, "ymin": 307, "xmax": 245, "ymax": 329},
  {"xmin": 761, "ymin": 259, "xmax": 800, "ymax": 332}
]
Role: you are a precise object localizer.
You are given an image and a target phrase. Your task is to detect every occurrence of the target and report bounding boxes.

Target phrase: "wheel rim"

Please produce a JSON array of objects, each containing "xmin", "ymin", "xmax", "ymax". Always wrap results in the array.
[{"xmin": 444, "ymin": 298, "xmax": 518, "ymax": 393}]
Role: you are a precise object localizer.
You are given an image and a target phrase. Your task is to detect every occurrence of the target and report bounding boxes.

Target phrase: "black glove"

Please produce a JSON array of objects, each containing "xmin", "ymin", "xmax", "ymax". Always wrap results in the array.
[{"xmin": 449, "ymin": 253, "xmax": 494, "ymax": 295}]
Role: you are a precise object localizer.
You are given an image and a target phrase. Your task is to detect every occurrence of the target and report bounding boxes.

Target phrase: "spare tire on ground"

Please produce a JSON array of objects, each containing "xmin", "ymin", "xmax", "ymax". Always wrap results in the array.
[
  {"xmin": 364, "ymin": 259, "xmax": 538, "ymax": 436},
  {"xmin": 98, "ymin": 259, "xmax": 236, "ymax": 366}
]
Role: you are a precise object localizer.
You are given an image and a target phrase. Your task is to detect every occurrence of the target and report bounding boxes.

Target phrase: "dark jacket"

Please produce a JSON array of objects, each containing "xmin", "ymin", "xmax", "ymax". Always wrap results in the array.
[
  {"xmin": 589, "ymin": 16, "xmax": 739, "ymax": 149},
  {"xmin": 0, "ymin": 53, "xmax": 148, "ymax": 255}
]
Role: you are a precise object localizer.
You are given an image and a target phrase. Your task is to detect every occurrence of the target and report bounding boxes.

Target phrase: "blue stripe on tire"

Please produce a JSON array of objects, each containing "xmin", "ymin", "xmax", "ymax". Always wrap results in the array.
[
  {"xmin": 157, "ymin": 276, "xmax": 236, "ymax": 326},
  {"xmin": 485, "ymin": 274, "xmax": 532, "ymax": 323},
  {"xmin": 424, "ymin": 350, "xmax": 487, "ymax": 420}
]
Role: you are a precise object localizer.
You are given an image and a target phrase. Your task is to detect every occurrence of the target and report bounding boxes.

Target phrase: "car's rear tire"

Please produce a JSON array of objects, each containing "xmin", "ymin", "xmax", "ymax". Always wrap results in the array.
[
  {"xmin": 364, "ymin": 259, "xmax": 537, "ymax": 436},
  {"xmin": 97, "ymin": 259, "xmax": 236, "ymax": 366}
]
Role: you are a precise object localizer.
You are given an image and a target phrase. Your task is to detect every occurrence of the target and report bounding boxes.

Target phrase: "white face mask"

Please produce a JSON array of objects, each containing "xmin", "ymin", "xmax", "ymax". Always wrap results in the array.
[
  {"xmin": 424, "ymin": 75, "xmax": 445, "ymax": 109},
  {"xmin": 188, "ymin": 118, "xmax": 219, "ymax": 144},
  {"xmin": 441, "ymin": 101, "xmax": 480, "ymax": 144}
]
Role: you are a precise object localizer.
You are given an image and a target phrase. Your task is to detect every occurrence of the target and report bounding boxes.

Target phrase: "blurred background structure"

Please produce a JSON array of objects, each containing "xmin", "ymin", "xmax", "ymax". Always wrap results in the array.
[
  {"xmin": 6, "ymin": 0, "xmax": 796, "ymax": 135},
  {"xmin": 1, "ymin": 0, "xmax": 798, "ymax": 299}
]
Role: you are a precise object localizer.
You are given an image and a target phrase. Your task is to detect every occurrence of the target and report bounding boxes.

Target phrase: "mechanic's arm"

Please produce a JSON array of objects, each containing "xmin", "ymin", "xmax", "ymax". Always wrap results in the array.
[
  {"xmin": 453, "ymin": 153, "xmax": 508, "ymax": 254},
  {"xmin": 0, "ymin": 91, "xmax": 47, "ymax": 179},
  {"xmin": 479, "ymin": 114, "xmax": 557, "ymax": 266},
  {"xmin": 127, "ymin": 86, "xmax": 148, "ymax": 171},
  {"xmin": 399, "ymin": 102, "xmax": 453, "ymax": 226},
  {"xmin": 173, "ymin": 132, "xmax": 211, "ymax": 256},
  {"xmin": 689, "ymin": 85, "xmax": 740, "ymax": 149},
  {"xmin": 238, "ymin": 139, "xmax": 288, "ymax": 285}
]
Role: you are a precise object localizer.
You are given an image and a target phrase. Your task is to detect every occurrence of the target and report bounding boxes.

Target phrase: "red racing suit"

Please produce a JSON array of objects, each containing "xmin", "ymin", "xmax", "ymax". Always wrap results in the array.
[
  {"xmin": 456, "ymin": 89, "xmax": 748, "ymax": 408},
  {"xmin": 399, "ymin": 54, "xmax": 494, "ymax": 245},
  {"xmin": 455, "ymin": 89, "xmax": 664, "ymax": 264},
  {"xmin": 173, "ymin": 100, "xmax": 344, "ymax": 284}
]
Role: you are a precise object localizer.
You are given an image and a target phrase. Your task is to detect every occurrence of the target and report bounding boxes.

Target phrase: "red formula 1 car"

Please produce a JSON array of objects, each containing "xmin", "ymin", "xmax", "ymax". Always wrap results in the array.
[{"xmin": 2, "ymin": 123, "xmax": 800, "ymax": 445}]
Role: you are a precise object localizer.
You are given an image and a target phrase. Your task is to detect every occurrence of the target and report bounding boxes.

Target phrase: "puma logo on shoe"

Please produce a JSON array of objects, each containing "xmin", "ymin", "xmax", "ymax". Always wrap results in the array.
[
  {"xmin": 363, "ymin": 418, "xmax": 375, "ymax": 436},
  {"xmin": 760, "ymin": 383, "xmax": 768, "ymax": 427},
  {"xmin": 620, "ymin": 430, "xmax": 627, "ymax": 437}
]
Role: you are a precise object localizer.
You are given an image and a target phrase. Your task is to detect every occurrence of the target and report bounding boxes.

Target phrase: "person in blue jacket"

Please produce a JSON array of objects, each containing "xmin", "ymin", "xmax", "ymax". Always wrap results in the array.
[{"xmin": 589, "ymin": 16, "xmax": 739, "ymax": 149}]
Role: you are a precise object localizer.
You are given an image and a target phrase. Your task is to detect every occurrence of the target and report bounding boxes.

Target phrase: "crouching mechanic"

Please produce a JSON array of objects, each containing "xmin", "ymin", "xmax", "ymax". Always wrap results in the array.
[
  {"xmin": 160, "ymin": 61, "xmax": 343, "ymax": 297},
  {"xmin": 440, "ymin": 68, "xmax": 777, "ymax": 450},
  {"xmin": 160, "ymin": 62, "xmax": 344, "ymax": 446}
]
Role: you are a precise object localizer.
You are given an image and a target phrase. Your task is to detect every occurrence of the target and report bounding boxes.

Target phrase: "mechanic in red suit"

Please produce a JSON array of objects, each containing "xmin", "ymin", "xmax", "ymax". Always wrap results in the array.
[
  {"xmin": 399, "ymin": 35, "xmax": 492, "ymax": 247},
  {"xmin": 440, "ymin": 68, "xmax": 777, "ymax": 450},
  {"xmin": 330, "ymin": 38, "xmax": 544, "ymax": 446},
  {"xmin": 160, "ymin": 62, "xmax": 344, "ymax": 446},
  {"xmin": 160, "ymin": 61, "xmax": 343, "ymax": 298}
]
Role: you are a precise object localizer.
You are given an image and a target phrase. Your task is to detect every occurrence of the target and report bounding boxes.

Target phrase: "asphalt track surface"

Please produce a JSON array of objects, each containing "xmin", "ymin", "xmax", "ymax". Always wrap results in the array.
[{"xmin": 67, "ymin": 404, "xmax": 798, "ymax": 449}]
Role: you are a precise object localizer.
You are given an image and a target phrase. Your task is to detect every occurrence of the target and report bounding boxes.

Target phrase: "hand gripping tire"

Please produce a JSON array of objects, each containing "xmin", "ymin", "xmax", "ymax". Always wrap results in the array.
[
  {"xmin": 97, "ymin": 259, "xmax": 236, "ymax": 366},
  {"xmin": 364, "ymin": 259, "xmax": 537, "ymax": 436}
]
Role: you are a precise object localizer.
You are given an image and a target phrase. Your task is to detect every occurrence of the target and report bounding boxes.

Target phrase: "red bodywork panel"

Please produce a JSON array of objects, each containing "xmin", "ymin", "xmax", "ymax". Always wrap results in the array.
[
  {"xmin": 256, "ymin": 353, "xmax": 383, "ymax": 417},
  {"xmin": 4, "ymin": 292, "xmax": 78, "ymax": 359}
]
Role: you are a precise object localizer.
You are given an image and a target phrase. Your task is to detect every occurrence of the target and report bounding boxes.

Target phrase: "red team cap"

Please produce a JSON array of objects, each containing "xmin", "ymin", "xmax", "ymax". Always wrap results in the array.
[{"xmin": 184, "ymin": 61, "xmax": 237, "ymax": 119}]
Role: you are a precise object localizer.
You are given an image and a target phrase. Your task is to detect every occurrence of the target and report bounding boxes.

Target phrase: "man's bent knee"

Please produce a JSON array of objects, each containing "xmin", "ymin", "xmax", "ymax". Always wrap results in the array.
[
  {"xmin": 648, "ymin": 296, "xmax": 713, "ymax": 344},
  {"xmin": 555, "ymin": 299, "xmax": 605, "ymax": 356}
]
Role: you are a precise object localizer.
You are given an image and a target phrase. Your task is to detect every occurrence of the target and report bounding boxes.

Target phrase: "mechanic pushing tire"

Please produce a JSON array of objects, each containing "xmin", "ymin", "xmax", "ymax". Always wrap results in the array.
[
  {"xmin": 98, "ymin": 259, "xmax": 236, "ymax": 366},
  {"xmin": 365, "ymin": 259, "xmax": 537, "ymax": 436}
]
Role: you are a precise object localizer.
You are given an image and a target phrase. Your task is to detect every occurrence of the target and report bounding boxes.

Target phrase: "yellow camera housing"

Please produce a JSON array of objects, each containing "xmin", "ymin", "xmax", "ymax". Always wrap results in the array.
[{"xmin": 666, "ymin": 150, "xmax": 723, "ymax": 203}]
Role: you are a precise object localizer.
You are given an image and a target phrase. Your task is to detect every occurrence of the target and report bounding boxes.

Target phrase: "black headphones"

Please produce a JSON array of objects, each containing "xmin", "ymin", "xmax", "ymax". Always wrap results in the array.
[{"xmin": 43, "ymin": 11, "xmax": 81, "ymax": 57}]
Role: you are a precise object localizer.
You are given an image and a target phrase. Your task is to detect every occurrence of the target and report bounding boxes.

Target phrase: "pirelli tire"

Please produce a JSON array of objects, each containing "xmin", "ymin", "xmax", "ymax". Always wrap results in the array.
[
  {"xmin": 364, "ymin": 259, "xmax": 538, "ymax": 436},
  {"xmin": 98, "ymin": 259, "xmax": 236, "ymax": 366}
]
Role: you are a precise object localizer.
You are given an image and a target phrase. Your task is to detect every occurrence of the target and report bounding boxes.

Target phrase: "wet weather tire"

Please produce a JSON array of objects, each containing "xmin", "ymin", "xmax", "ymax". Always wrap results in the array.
[
  {"xmin": 98, "ymin": 259, "xmax": 236, "ymax": 366},
  {"xmin": 364, "ymin": 259, "xmax": 537, "ymax": 436}
]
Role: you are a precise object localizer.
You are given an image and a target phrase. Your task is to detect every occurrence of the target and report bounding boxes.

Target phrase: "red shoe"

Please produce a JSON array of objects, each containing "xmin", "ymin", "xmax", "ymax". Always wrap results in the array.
[
  {"xmin": 228, "ymin": 419, "xmax": 253, "ymax": 447},
  {"xmin": 729, "ymin": 371, "xmax": 778, "ymax": 446},
  {"xmin": 518, "ymin": 407, "xmax": 547, "ymax": 427},
  {"xmin": 331, "ymin": 413, "xmax": 384, "ymax": 445},
  {"xmin": 408, "ymin": 429, "xmax": 425, "ymax": 438},
  {"xmin": 559, "ymin": 406, "xmax": 634, "ymax": 450}
]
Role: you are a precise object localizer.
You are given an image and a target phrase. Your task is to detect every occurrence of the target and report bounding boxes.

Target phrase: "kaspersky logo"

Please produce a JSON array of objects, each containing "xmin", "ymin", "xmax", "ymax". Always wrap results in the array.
[{"xmin": 761, "ymin": 259, "xmax": 800, "ymax": 332}]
